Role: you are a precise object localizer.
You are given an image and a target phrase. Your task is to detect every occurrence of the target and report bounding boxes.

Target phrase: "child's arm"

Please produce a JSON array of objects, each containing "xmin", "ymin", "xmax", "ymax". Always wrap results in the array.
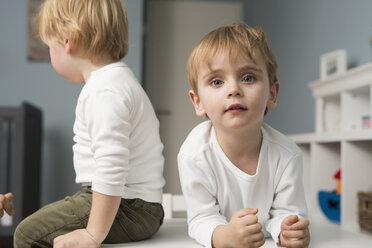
[
  {"xmin": 278, "ymin": 215, "xmax": 310, "ymax": 248},
  {"xmin": 178, "ymin": 153, "xmax": 228, "ymax": 247},
  {"xmin": 53, "ymin": 191, "xmax": 121, "ymax": 248},
  {"xmin": 265, "ymin": 153, "xmax": 308, "ymax": 244},
  {"xmin": 0, "ymin": 193, "xmax": 14, "ymax": 218},
  {"xmin": 212, "ymin": 208, "xmax": 265, "ymax": 248},
  {"xmin": 87, "ymin": 191, "xmax": 122, "ymax": 242}
]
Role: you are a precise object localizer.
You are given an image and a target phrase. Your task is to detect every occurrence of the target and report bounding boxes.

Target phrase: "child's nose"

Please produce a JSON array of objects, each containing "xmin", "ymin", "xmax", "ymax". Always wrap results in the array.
[{"xmin": 227, "ymin": 81, "xmax": 242, "ymax": 97}]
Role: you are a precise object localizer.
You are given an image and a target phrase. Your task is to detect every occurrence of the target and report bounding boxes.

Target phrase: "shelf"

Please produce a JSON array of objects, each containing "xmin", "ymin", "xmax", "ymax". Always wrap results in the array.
[
  {"xmin": 309, "ymin": 62, "xmax": 372, "ymax": 98},
  {"xmin": 341, "ymin": 86, "xmax": 371, "ymax": 131},
  {"xmin": 298, "ymin": 143, "xmax": 311, "ymax": 207},
  {"xmin": 291, "ymin": 61, "xmax": 372, "ymax": 238},
  {"xmin": 310, "ymin": 63, "xmax": 372, "ymax": 133},
  {"xmin": 310, "ymin": 143, "xmax": 340, "ymax": 214},
  {"xmin": 290, "ymin": 130, "xmax": 372, "ymax": 144},
  {"xmin": 322, "ymin": 94, "xmax": 341, "ymax": 132},
  {"xmin": 289, "ymin": 133, "xmax": 315, "ymax": 144},
  {"xmin": 341, "ymin": 141, "xmax": 372, "ymax": 233}
]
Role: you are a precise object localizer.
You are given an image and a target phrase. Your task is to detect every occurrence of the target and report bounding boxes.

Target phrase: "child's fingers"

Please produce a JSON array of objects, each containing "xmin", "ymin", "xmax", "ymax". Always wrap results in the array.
[
  {"xmin": 291, "ymin": 218, "xmax": 310, "ymax": 230},
  {"xmin": 233, "ymin": 208, "xmax": 258, "ymax": 218},
  {"xmin": 282, "ymin": 230, "xmax": 306, "ymax": 239},
  {"xmin": 245, "ymin": 222, "xmax": 263, "ymax": 234},
  {"xmin": 0, "ymin": 195, "xmax": 4, "ymax": 218},
  {"xmin": 252, "ymin": 238, "xmax": 265, "ymax": 248},
  {"xmin": 281, "ymin": 215, "xmax": 298, "ymax": 230},
  {"xmin": 239, "ymin": 208, "xmax": 258, "ymax": 217},
  {"xmin": 4, "ymin": 193, "xmax": 13, "ymax": 201},
  {"xmin": 0, "ymin": 194, "xmax": 14, "ymax": 217},
  {"xmin": 3, "ymin": 193, "xmax": 15, "ymax": 216},
  {"xmin": 284, "ymin": 215, "xmax": 299, "ymax": 225},
  {"xmin": 281, "ymin": 237, "xmax": 310, "ymax": 248},
  {"xmin": 281, "ymin": 228, "xmax": 310, "ymax": 248},
  {"xmin": 4, "ymin": 203, "xmax": 15, "ymax": 216},
  {"xmin": 240, "ymin": 213, "xmax": 259, "ymax": 226},
  {"xmin": 246, "ymin": 230, "xmax": 265, "ymax": 244},
  {"xmin": 244, "ymin": 208, "xmax": 258, "ymax": 215}
]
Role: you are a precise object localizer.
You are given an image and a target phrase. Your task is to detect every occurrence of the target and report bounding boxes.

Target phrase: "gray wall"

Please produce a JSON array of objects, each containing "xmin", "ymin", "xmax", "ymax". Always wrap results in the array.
[
  {"xmin": 245, "ymin": 0, "xmax": 372, "ymax": 134},
  {"xmin": 0, "ymin": 0, "xmax": 144, "ymax": 206}
]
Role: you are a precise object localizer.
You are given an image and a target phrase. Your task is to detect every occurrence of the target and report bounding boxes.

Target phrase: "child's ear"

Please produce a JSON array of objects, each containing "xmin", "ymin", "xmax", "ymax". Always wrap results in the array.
[
  {"xmin": 61, "ymin": 27, "xmax": 72, "ymax": 54},
  {"xmin": 189, "ymin": 90, "xmax": 206, "ymax": 116},
  {"xmin": 267, "ymin": 81, "xmax": 280, "ymax": 109},
  {"xmin": 64, "ymin": 38, "xmax": 71, "ymax": 54}
]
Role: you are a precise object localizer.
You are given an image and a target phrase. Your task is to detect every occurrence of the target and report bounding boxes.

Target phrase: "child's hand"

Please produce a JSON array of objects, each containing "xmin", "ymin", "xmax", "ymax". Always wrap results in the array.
[
  {"xmin": 0, "ymin": 193, "xmax": 15, "ymax": 218},
  {"xmin": 279, "ymin": 215, "xmax": 310, "ymax": 248},
  {"xmin": 54, "ymin": 229, "xmax": 100, "ymax": 248},
  {"xmin": 212, "ymin": 208, "xmax": 265, "ymax": 248}
]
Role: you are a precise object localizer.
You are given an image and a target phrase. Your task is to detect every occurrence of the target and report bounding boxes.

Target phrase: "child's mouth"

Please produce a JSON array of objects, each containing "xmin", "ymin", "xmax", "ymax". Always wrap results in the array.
[{"xmin": 225, "ymin": 104, "xmax": 247, "ymax": 112}]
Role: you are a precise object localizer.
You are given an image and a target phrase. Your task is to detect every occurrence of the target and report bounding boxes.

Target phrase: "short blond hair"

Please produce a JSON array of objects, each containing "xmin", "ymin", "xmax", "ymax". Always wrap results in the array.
[
  {"xmin": 187, "ymin": 24, "xmax": 278, "ymax": 96},
  {"xmin": 37, "ymin": 0, "xmax": 129, "ymax": 61}
]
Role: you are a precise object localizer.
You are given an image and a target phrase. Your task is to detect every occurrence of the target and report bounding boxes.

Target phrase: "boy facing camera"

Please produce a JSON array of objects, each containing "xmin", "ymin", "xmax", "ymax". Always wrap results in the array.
[{"xmin": 178, "ymin": 24, "xmax": 310, "ymax": 248}]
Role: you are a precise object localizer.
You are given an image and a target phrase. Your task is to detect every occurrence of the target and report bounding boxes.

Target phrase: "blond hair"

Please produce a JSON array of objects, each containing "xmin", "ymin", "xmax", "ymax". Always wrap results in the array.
[
  {"xmin": 37, "ymin": 0, "xmax": 129, "ymax": 61},
  {"xmin": 187, "ymin": 23, "xmax": 278, "ymax": 96}
]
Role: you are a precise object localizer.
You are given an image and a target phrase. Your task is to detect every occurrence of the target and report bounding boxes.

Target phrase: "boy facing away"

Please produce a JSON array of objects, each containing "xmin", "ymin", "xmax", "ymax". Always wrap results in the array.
[
  {"xmin": 14, "ymin": 0, "xmax": 165, "ymax": 247},
  {"xmin": 178, "ymin": 24, "xmax": 310, "ymax": 248}
]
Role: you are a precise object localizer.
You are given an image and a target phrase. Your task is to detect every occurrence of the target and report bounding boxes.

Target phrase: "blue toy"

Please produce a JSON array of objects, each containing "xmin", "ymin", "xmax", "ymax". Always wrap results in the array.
[
  {"xmin": 318, "ymin": 190, "xmax": 341, "ymax": 223},
  {"xmin": 318, "ymin": 169, "xmax": 341, "ymax": 223}
]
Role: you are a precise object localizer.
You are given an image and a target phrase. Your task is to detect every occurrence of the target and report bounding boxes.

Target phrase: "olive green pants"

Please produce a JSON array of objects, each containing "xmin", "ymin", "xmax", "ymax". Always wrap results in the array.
[{"xmin": 14, "ymin": 187, "xmax": 164, "ymax": 248}]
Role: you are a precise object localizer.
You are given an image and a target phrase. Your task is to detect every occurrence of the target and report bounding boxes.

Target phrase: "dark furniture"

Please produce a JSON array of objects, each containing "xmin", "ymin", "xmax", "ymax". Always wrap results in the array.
[{"xmin": 0, "ymin": 102, "xmax": 42, "ymax": 241}]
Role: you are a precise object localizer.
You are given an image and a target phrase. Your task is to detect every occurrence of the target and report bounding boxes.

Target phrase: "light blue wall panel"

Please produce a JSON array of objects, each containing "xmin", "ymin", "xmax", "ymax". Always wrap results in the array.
[{"xmin": 244, "ymin": 0, "xmax": 372, "ymax": 134}]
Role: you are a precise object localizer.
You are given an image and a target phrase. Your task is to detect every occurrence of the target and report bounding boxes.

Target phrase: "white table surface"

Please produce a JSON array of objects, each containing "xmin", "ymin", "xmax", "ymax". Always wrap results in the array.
[
  {"xmin": 308, "ymin": 215, "xmax": 372, "ymax": 248},
  {"xmin": 102, "ymin": 219, "xmax": 275, "ymax": 248},
  {"xmin": 102, "ymin": 217, "xmax": 372, "ymax": 248},
  {"xmin": 102, "ymin": 219, "xmax": 199, "ymax": 248}
]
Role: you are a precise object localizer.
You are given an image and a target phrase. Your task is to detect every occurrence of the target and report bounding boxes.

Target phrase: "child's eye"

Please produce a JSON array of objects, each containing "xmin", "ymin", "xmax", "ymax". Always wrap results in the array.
[
  {"xmin": 242, "ymin": 75, "xmax": 255, "ymax": 83},
  {"xmin": 210, "ymin": 80, "xmax": 224, "ymax": 87}
]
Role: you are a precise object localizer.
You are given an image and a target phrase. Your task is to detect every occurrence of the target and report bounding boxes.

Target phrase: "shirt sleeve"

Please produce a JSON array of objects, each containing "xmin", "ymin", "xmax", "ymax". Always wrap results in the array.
[
  {"xmin": 265, "ymin": 152, "xmax": 308, "ymax": 244},
  {"xmin": 178, "ymin": 153, "xmax": 228, "ymax": 248},
  {"xmin": 84, "ymin": 90, "xmax": 131, "ymax": 196}
]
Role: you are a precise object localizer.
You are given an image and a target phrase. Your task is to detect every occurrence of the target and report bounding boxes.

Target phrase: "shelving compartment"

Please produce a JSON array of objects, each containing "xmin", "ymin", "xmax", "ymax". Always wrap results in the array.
[
  {"xmin": 310, "ymin": 142, "xmax": 341, "ymax": 220},
  {"xmin": 341, "ymin": 86, "xmax": 371, "ymax": 131},
  {"xmin": 297, "ymin": 144, "xmax": 311, "ymax": 210},
  {"xmin": 341, "ymin": 141, "xmax": 372, "ymax": 233},
  {"xmin": 318, "ymin": 94, "xmax": 341, "ymax": 133}
]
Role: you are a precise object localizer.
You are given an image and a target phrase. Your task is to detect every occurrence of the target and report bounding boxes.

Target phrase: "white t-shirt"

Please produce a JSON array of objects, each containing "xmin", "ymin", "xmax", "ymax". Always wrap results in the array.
[
  {"xmin": 178, "ymin": 120, "xmax": 307, "ymax": 247},
  {"xmin": 73, "ymin": 61, "xmax": 165, "ymax": 203}
]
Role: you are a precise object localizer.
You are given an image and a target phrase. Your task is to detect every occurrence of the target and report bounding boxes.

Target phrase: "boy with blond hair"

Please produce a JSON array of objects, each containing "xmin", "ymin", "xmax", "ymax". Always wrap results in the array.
[
  {"xmin": 14, "ymin": 0, "xmax": 165, "ymax": 247},
  {"xmin": 178, "ymin": 24, "xmax": 310, "ymax": 248}
]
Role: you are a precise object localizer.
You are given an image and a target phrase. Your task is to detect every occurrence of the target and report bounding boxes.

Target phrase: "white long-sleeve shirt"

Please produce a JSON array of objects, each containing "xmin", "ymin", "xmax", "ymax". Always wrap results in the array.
[
  {"xmin": 178, "ymin": 121, "xmax": 307, "ymax": 247},
  {"xmin": 73, "ymin": 61, "xmax": 165, "ymax": 203}
]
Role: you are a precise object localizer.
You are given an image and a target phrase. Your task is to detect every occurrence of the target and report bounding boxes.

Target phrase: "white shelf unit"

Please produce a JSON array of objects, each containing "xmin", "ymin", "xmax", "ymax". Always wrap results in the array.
[{"xmin": 290, "ymin": 62, "xmax": 372, "ymax": 236}]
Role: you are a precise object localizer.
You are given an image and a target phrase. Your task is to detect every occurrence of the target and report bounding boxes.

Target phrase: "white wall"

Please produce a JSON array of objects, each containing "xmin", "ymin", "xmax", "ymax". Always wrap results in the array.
[{"xmin": 0, "ymin": 0, "xmax": 144, "ymax": 206}]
